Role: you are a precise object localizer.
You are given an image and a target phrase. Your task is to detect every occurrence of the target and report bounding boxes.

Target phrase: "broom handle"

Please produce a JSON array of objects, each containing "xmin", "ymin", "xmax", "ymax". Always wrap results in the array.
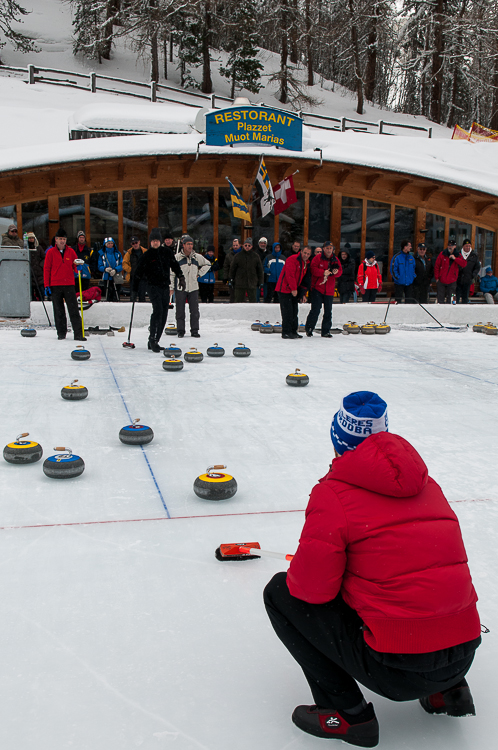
[
  {"xmin": 239, "ymin": 546, "xmax": 294, "ymax": 561},
  {"xmin": 78, "ymin": 270, "xmax": 85, "ymax": 338}
]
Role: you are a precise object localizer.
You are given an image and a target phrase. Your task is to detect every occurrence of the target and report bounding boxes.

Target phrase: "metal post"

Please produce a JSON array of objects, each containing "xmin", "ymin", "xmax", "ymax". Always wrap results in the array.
[
  {"xmin": 210, "ymin": 93, "xmax": 215, "ymax": 108},
  {"xmin": 341, "ymin": 117, "xmax": 347, "ymax": 132},
  {"xmin": 90, "ymin": 72, "xmax": 96, "ymax": 93},
  {"xmin": 150, "ymin": 81, "xmax": 157, "ymax": 102},
  {"xmin": 428, "ymin": 128, "xmax": 432, "ymax": 139},
  {"xmin": 378, "ymin": 121, "xmax": 384, "ymax": 134},
  {"xmin": 27, "ymin": 64, "xmax": 35, "ymax": 85}
]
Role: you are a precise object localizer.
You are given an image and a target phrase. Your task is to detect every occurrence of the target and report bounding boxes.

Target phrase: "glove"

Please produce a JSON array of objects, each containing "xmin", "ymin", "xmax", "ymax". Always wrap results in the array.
[
  {"xmin": 178, "ymin": 276, "xmax": 186, "ymax": 291},
  {"xmin": 44, "ymin": 287, "xmax": 51, "ymax": 296},
  {"xmin": 378, "ymin": 283, "xmax": 382, "ymax": 292},
  {"xmin": 105, "ymin": 267, "xmax": 112, "ymax": 273},
  {"xmin": 110, "ymin": 269, "xmax": 116, "ymax": 277}
]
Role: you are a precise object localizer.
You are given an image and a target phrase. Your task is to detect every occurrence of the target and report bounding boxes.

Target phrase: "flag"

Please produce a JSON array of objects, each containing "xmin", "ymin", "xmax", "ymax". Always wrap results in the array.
[
  {"xmin": 273, "ymin": 174, "xmax": 297, "ymax": 215},
  {"xmin": 451, "ymin": 124, "xmax": 471, "ymax": 141},
  {"xmin": 255, "ymin": 158, "xmax": 275, "ymax": 217},
  {"xmin": 469, "ymin": 121, "xmax": 498, "ymax": 142},
  {"xmin": 226, "ymin": 179, "xmax": 252, "ymax": 222}
]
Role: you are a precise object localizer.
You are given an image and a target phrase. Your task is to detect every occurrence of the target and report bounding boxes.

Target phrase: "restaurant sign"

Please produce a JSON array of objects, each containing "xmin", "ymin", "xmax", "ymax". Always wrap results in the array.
[{"xmin": 205, "ymin": 106, "xmax": 303, "ymax": 151}]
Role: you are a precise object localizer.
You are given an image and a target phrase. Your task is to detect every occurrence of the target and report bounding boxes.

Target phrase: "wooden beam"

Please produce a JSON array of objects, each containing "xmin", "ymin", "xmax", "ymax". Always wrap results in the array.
[
  {"xmin": 151, "ymin": 160, "xmax": 159, "ymax": 179},
  {"xmin": 422, "ymin": 185, "xmax": 439, "ymax": 202},
  {"xmin": 85, "ymin": 193, "xmax": 90, "ymax": 246},
  {"xmin": 336, "ymin": 169, "xmax": 352, "ymax": 187},
  {"xmin": 48, "ymin": 194, "xmax": 59, "ymax": 235},
  {"xmin": 49, "ymin": 172, "xmax": 56, "ymax": 189},
  {"xmin": 82, "ymin": 167, "xmax": 91, "ymax": 185},
  {"xmin": 360, "ymin": 198, "xmax": 367, "ymax": 262},
  {"xmin": 246, "ymin": 160, "xmax": 259, "ymax": 180},
  {"xmin": 183, "ymin": 159, "xmax": 194, "ymax": 178},
  {"xmin": 275, "ymin": 162, "xmax": 293, "ymax": 181},
  {"xmin": 394, "ymin": 179, "xmax": 413, "ymax": 196},
  {"xmin": 117, "ymin": 189, "xmax": 123, "ymax": 255},
  {"xmin": 331, "ymin": 192, "xmax": 341, "ymax": 249},
  {"xmin": 449, "ymin": 192, "xmax": 470, "ymax": 209},
  {"xmin": 365, "ymin": 173, "xmax": 382, "ymax": 191},
  {"xmin": 388, "ymin": 203, "xmax": 395, "ymax": 277},
  {"xmin": 304, "ymin": 191, "xmax": 309, "ymax": 246},
  {"xmin": 476, "ymin": 200, "xmax": 496, "ymax": 216},
  {"xmin": 415, "ymin": 206, "xmax": 426, "ymax": 248},
  {"xmin": 215, "ymin": 160, "xmax": 227, "ymax": 178},
  {"xmin": 16, "ymin": 202, "xmax": 22, "ymax": 236},
  {"xmin": 148, "ymin": 184, "xmax": 158, "ymax": 236},
  {"xmin": 13, "ymin": 176, "xmax": 21, "ymax": 194},
  {"xmin": 182, "ymin": 186, "xmax": 187, "ymax": 234},
  {"xmin": 213, "ymin": 186, "xmax": 219, "ymax": 253},
  {"xmin": 117, "ymin": 163, "xmax": 125, "ymax": 182}
]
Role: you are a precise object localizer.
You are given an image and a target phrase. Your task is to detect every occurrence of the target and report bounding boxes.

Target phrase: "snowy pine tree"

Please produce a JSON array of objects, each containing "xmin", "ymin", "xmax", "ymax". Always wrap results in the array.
[
  {"xmin": 0, "ymin": 0, "xmax": 37, "ymax": 54},
  {"xmin": 219, "ymin": 0, "xmax": 263, "ymax": 98}
]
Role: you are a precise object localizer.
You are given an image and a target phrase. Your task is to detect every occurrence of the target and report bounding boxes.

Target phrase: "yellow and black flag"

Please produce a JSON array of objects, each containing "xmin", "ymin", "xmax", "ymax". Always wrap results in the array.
[{"xmin": 226, "ymin": 178, "xmax": 252, "ymax": 223}]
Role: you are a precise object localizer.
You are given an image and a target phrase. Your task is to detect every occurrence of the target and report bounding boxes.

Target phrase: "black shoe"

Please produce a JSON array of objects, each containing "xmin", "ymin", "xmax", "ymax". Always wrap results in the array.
[
  {"xmin": 149, "ymin": 340, "xmax": 162, "ymax": 353},
  {"xmin": 419, "ymin": 679, "xmax": 476, "ymax": 717},
  {"xmin": 293, "ymin": 333, "xmax": 303, "ymax": 339},
  {"xmin": 306, "ymin": 330, "xmax": 313, "ymax": 337},
  {"xmin": 74, "ymin": 336, "xmax": 87, "ymax": 342},
  {"xmin": 191, "ymin": 332, "xmax": 200, "ymax": 338},
  {"xmin": 282, "ymin": 333, "xmax": 295, "ymax": 339},
  {"xmin": 58, "ymin": 335, "xmax": 66, "ymax": 340},
  {"xmin": 177, "ymin": 332, "xmax": 185, "ymax": 338},
  {"xmin": 147, "ymin": 340, "xmax": 151, "ymax": 350},
  {"xmin": 321, "ymin": 333, "xmax": 333, "ymax": 338},
  {"xmin": 292, "ymin": 703, "xmax": 379, "ymax": 747}
]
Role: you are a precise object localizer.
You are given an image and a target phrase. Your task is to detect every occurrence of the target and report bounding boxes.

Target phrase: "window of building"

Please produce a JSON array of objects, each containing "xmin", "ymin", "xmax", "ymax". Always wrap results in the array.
[
  {"xmin": 186, "ymin": 188, "xmax": 214, "ymax": 252},
  {"xmin": 59, "ymin": 195, "xmax": 85, "ymax": 246},
  {"xmin": 123, "ymin": 190, "xmax": 148, "ymax": 250},
  {"xmin": 22, "ymin": 200, "xmax": 49, "ymax": 248},
  {"xmin": 0, "ymin": 205, "xmax": 18, "ymax": 238},
  {"xmin": 476, "ymin": 227, "xmax": 495, "ymax": 271},
  {"xmin": 309, "ymin": 193, "xmax": 331, "ymax": 249},
  {"xmin": 89, "ymin": 192, "xmax": 119, "ymax": 253},
  {"xmin": 425, "ymin": 213, "xmax": 445, "ymax": 258},
  {"xmin": 278, "ymin": 191, "xmax": 305, "ymax": 254},
  {"xmin": 366, "ymin": 200, "xmax": 390, "ymax": 278},
  {"xmin": 449, "ymin": 219, "xmax": 472, "ymax": 248},
  {"xmin": 340, "ymin": 197, "xmax": 362, "ymax": 267},
  {"xmin": 158, "ymin": 188, "xmax": 183, "ymax": 242}
]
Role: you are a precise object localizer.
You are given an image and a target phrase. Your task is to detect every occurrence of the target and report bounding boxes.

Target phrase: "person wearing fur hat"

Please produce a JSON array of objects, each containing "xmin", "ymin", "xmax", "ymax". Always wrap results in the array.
[
  {"xmin": 133, "ymin": 228, "xmax": 185, "ymax": 351},
  {"xmin": 171, "ymin": 235, "xmax": 211, "ymax": 337},
  {"xmin": 264, "ymin": 391, "xmax": 480, "ymax": 746},
  {"xmin": 43, "ymin": 228, "xmax": 86, "ymax": 340}
]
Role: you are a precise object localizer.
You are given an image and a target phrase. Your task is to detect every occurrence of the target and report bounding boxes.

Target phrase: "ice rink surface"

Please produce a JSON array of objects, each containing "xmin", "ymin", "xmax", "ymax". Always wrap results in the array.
[{"xmin": 0, "ymin": 320, "xmax": 496, "ymax": 749}]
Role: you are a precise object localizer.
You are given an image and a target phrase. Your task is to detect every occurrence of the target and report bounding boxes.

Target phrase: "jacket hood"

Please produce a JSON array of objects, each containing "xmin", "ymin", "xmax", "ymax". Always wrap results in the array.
[
  {"xmin": 272, "ymin": 243, "xmax": 282, "ymax": 254},
  {"xmin": 329, "ymin": 432, "xmax": 428, "ymax": 498}
]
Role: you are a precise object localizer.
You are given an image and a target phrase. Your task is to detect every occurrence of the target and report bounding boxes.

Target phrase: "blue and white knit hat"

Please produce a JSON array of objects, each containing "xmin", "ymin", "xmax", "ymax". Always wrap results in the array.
[{"xmin": 331, "ymin": 391, "xmax": 388, "ymax": 456}]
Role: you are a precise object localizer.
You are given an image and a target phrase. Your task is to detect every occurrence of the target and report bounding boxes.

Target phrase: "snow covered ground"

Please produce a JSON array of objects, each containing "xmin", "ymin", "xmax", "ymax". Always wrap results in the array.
[{"xmin": 0, "ymin": 318, "xmax": 496, "ymax": 749}]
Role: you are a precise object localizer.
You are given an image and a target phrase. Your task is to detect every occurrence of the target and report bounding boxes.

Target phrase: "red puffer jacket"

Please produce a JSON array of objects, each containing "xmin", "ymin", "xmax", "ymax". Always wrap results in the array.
[
  {"xmin": 434, "ymin": 250, "xmax": 466, "ymax": 284},
  {"xmin": 276, "ymin": 253, "xmax": 309, "ymax": 294},
  {"xmin": 310, "ymin": 253, "xmax": 343, "ymax": 295},
  {"xmin": 287, "ymin": 432, "xmax": 480, "ymax": 654},
  {"xmin": 44, "ymin": 245, "xmax": 78, "ymax": 286}
]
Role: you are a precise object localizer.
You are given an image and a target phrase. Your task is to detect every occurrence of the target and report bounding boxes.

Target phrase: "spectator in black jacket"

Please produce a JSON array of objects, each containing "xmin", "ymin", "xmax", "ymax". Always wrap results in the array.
[
  {"xmin": 337, "ymin": 250, "xmax": 356, "ymax": 303},
  {"xmin": 123, "ymin": 236, "xmax": 148, "ymax": 302},
  {"xmin": 412, "ymin": 243, "xmax": 434, "ymax": 304},
  {"xmin": 457, "ymin": 239, "xmax": 481, "ymax": 304},
  {"xmin": 133, "ymin": 228, "xmax": 185, "ymax": 352}
]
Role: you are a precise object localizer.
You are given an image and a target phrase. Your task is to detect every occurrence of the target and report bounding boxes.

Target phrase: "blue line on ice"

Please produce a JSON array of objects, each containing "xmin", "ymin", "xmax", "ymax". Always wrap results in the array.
[{"xmin": 99, "ymin": 341, "xmax": 171, "ymax": 519}]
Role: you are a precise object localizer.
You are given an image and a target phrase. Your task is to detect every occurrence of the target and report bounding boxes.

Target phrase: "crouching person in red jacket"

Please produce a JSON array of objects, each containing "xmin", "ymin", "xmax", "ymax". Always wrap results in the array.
[
  {"xmin": 44, "ymin": 228, "xmax": 85, "ymax": 340},
  {"xmin": 264, "ymin": 391, "xmax": 481, "ymax": 747}
]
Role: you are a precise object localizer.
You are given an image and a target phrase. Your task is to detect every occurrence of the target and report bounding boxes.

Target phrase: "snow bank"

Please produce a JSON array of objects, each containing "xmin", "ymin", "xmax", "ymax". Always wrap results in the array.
[{"xmin": 68, "ymin": 102, "xmax": 198, "ymax": 135}]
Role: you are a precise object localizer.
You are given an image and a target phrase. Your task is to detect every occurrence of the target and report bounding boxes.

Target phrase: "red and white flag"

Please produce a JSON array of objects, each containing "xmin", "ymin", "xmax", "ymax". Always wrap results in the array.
[{"xmin": 273, "ymin": 174, "xmax": 297, "ymax": 215}]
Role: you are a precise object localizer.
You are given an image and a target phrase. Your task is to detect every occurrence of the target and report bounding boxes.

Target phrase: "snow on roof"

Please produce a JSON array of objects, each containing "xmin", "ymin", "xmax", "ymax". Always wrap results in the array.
[
  {"xmin": 0, "ymin": 122, "xmax": 497, "ymax": 199},
  {"xmin": 68, "ymin": 102, "xmax": 197, "ymax": 134}
]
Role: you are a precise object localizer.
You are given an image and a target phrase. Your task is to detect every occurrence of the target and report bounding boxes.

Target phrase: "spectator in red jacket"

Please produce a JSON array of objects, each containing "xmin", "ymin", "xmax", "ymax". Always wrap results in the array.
[
  {"xmin": 276, "ymin": 246, "xmax": 312, "ymax": 338},
  {"xmin": 356, "ymin": 251, "xmax": 382, "ymax": 302},
  {"xmin": 264, "ymin": 391, "xmax": 480, "ymax": 746},
  {"xmin": 434, "ymin": 239, "xmax": 467, "ymax": 303},
  {"xmin": 44, "ymin": 228, "xmax": 85, "ymax": 340},
  {"xmin": 304, "ymin": 241, "xmax": 342, "ymax": 338}
]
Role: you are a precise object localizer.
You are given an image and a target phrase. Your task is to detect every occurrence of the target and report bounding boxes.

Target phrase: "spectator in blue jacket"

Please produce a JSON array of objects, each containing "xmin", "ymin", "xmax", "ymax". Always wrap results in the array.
[
  {"xmin": 264, "ymin": 242, "xmax": 286, "ymax": 302},
  {"xmin": 198, "ymin": 245, "xmax": 219, "ymax": 303},
  {"xmin": 480, "ymin": 267, "xmax": 498, "ymax": 304},
  {"xmin": 98, "ymin": 237, "xmax": 123, "ymax": 302},
  {"xmin": 390, "ymin": 240, "xmax": 416, "ymax": 303}
]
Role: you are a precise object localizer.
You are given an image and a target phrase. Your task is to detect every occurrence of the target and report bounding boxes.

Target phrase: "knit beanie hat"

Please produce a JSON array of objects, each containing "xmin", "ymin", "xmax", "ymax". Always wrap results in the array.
[
  {"xmin": 365, "ymin": 250, "xmax": 375, "ymax": 259},
  {"xmin": 77, "ymin": 230, "xmax": 86, "ymax": 239},
  {"xmin": 149, "ymin": 228, "xmax": 162, "ymax": 244},
  {"xmin": 181, "ymin": 234, "xmax": 194, "ymax": 244},
  {"xmin": 331, "ymin": 391, "xmax": 388, "ymax": 456}
]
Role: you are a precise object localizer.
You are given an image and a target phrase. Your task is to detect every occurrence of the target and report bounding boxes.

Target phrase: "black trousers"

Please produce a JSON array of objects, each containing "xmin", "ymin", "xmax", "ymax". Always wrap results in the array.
[
  {"xmin": 265, "ymin": 282, "xmax": 279, "ymax": 303},
  {"xmin": 104, "ymin": 279, "xmax": 120, "ymax": 302},
  {"xmin": 437, "ymin": 281, "xmax": 456, "ymax": 304},
  {"xmin": 148, "ymin": 285, "xmax": 170, "ymax": 342},
  {"xmin": 339, "ymin": 292, "xmax": 351, "ymax": 304},
  {"xmin": 456, "ymin": 281, "xmax": 471, "ymax": 304},
  {"xmin": 362, "ymin": 288, "xmax": 377, "ymax": 303},
  {"xmin": 131, "ymin": 278, "xmax": 147, "ymax": 303},
  {"xmin": 264, "ymin": 572, "xmax": 475, "ymax": 711},
  {"xmin": 51, "ymin": 285, "xmax": 83, "ymax": 339},
  {"xmin": 305, "ymin": 288, "xmax": 333, "ymax": 334},
  {"xmin": 412, "ymin": 284, "xmax": 430, "ymax": 304},
  {"xmin": 394, "ymin": 284, "xmax": 415, "ymax": 303},
  {"xmin": 278, "ymin": 292, "xmax": 299, "ymax": 336},
  {"xmin": 199, "ymin": 284, "xmax": 214, "ymax": 303}
]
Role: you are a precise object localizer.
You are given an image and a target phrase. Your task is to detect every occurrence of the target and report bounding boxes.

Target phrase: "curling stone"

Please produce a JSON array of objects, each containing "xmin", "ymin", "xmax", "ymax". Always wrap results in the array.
[
  {"xmin": 348, "ymin": 322, "xmax": 361, "ymax": 334},
  {"xmin": 61, "ymin": 379, "xmax": 88, "ymax": 400},
  {"xmin": 286, "ymin": 368, "xmax": 309, "ymax": 387},
  {"xmin": 298, "ymin": 323, "xmax": 306, "ymax": 333},
  {"xmin": 43, "ymin": 447, "xmax": 85, "ymax": 478},
  {"xmin": 484, "ymin": 323, "xmax": 498, "ymax": 335},
  {"xmin": 162, "ymin": 358, "xmax": 184, "ymax": 371},
  {"xmin": 164, "ymin": 345, "xmax": 182, "ymax": 358},
  {"xmin": 375, "ymin": 323, "xmax": 391, "ymax": 334},
  {"xmin": 184, "ymin": 348, "xmax": 203, "ymax": 363},
  {"xmin": 233, "ymin": 343, "xmax": 251, "ymax": 357},
  {"xmin": 193, "ymin": 465, "xmax": 237, "ymax": 501},
  {"xmin": 207, "ymin": 343, "xmax": 225, "ymax": 357},
  {"xmin": 165, "ymin": 325, "xmax": 177, "ymax": 336},
  {"xmin": 71, "ymin": 345, "xmax": 91, "ymax": 361},
  {"xmin": 119, "ymin": 418, "xmax": 154, "ymax": 445},
  {"xmin": 251, "ymin": 320, "xmax": 262, "ymax": 331},
  {"xmin": 3, "ymin": 432, "xmax": 43, "ymax": 464},
  {"xmin": 20, "ymin": 328, "xmax": 36, "ymax": 337},
  {"xmin": 259, "ymin": 321, "xmax": 273, "ymax": 334},
  {"xmin": 472, "ymin": 323, "xmax": 484, "ymax": 333},
  {"xmin": 361, "ymin": 322, "xmax": 376, "ymax": 335},
  {"xmin": 343, "ymin": 322, "xmax": 353, "ymax": 330},
  {"xmin": 273, "ymin": 322, "xmax": 283, "ymax": 334}
]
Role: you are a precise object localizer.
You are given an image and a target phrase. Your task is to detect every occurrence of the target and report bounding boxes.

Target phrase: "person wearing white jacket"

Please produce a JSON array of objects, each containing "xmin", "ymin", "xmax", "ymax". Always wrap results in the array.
[{"xmin": 171, "ymin": 235, "xmax": 210, "ymax": 337}]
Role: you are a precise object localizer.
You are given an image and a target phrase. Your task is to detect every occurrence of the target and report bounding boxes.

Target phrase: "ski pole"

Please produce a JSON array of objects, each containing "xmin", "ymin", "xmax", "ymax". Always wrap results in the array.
[{"xmin": 29, "ymin": 264, "xmax": 51, "ymax": 326}]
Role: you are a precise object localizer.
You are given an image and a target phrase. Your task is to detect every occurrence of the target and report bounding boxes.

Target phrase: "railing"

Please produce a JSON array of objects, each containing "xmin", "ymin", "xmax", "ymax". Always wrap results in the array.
[{"xmin": 0, "ymin": 62, "xmax": 433, "ymax": 137}]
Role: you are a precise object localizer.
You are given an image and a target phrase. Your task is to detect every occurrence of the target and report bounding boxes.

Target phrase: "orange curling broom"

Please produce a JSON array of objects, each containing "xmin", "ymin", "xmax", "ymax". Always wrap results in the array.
[{"xmin": 215, "ymin": 542, "xmax": 294, "ymax": 562}]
